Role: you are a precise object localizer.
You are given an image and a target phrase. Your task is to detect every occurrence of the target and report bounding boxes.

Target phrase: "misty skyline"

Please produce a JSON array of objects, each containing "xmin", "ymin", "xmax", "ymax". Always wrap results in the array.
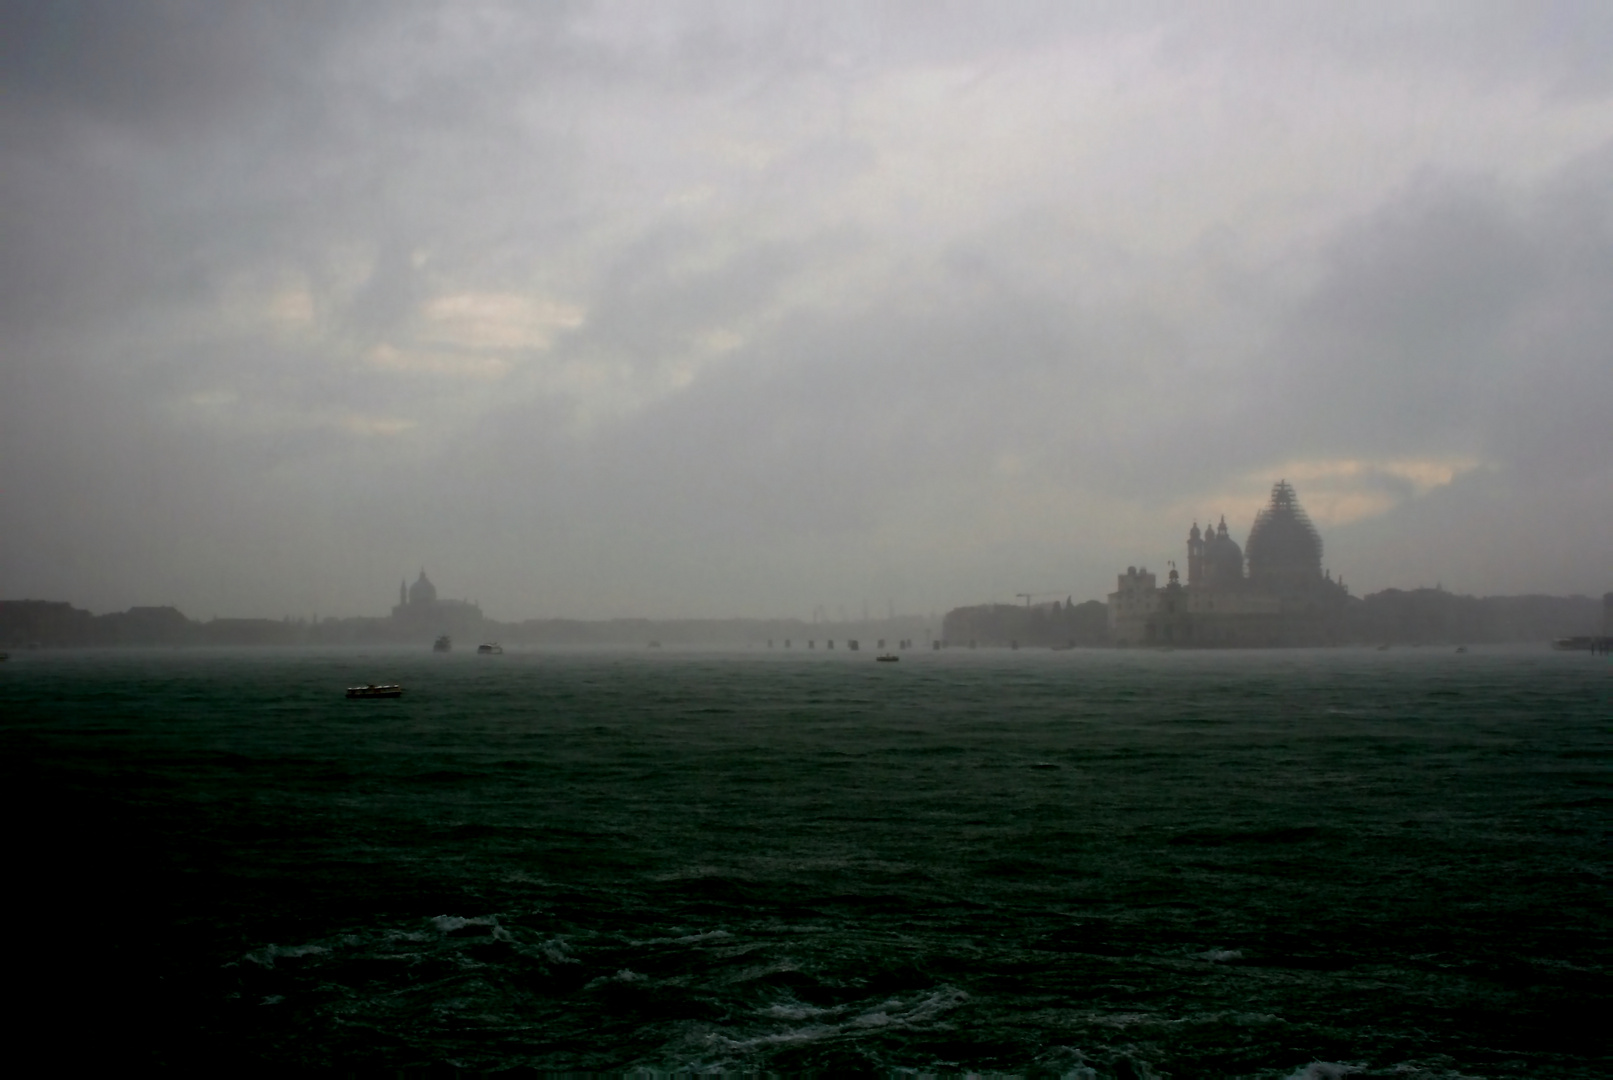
[{"xmin": 4, "ymin": 2, "xmax": 1611, "ymax": 620}]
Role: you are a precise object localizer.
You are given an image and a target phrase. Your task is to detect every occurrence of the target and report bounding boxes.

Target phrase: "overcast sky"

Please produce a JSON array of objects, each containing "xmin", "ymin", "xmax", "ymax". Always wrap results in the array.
[{"xmin": 3, "ymin": 1, "xmax": 1610, "ymax": 620}]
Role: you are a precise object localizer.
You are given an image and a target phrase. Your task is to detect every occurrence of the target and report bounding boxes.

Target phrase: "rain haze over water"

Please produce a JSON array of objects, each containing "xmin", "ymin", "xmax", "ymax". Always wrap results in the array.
[
  {"xmin": 3, "ymin": 1, "xmax": 1612, "ymax": 620},
  {"xmin": 3, "ymin": 5, "xmax": 1612, "ymax": 1075}
]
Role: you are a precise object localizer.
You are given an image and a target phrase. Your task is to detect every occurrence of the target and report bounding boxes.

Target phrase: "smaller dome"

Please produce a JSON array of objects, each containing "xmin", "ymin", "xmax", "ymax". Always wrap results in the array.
[{"xmin": 1201, "ymin": 523, "xmax": 1244, "ymax": 587}]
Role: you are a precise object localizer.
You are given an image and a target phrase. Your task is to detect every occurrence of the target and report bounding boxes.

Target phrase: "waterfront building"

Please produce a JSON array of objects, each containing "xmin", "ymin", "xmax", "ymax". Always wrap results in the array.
[
  {"xmin": 1109, "ymin": 481, "xmax": 1349, "ymax": 646},
  {"xmin": 391, "ymin": 570, "xmax": 484, "ymax": 634}
]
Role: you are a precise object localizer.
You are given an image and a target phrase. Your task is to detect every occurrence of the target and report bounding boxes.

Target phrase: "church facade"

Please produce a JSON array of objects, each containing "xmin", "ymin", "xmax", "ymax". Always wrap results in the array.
[
  {"xmin": 1109, "ymin": 481, "xmax": 1350, "ymax": 647},
  {"xmin": 390, "ymin": 570, "xmax": 485, "ymax": 634}
]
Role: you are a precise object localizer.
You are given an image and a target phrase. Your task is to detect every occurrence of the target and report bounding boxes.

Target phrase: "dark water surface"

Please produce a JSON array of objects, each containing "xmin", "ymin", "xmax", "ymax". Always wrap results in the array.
[{"xmin": 3, "ymin": 647, "xmax": 1609, "ymax": 1075}]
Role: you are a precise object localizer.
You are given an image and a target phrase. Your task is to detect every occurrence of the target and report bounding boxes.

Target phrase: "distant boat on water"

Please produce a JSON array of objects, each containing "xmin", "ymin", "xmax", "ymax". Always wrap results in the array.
[
  {"xmin": 477, "ymin": 642, "xmax": 503, "ymax": 655},
  {"xmin": 347, "ymin": 684, "xmax": 403, "ymax": 699},
  {"xmin": 433, "ymin": 635, "xmax": 452, "ymax": 653},
  {"xmin": 876, "ymin": 654, "xmax": 899, "ymax": 663}
]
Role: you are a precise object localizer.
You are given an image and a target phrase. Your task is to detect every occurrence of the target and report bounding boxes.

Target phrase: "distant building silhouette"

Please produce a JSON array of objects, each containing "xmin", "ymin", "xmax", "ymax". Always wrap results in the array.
[
  {"xmin": 391, "ymin": 569, "xmax": 483, "ymax": 636},
  {"xmin": 1109, "ymin": 481, "xmax": 1350, "ymax": 646},
  {"xmin": 405, "ymin": 570, "xmax": 438, "ymax": 607}
]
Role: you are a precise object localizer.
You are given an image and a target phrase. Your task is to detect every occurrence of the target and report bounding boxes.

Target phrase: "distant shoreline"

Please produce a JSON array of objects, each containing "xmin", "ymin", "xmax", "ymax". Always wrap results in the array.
[
  {"xmin": 3, "ymin": 588, "xmax": 1607, "ymax": 650},
  {"xmin": 0, "ymin": 599, "xmax": 937, "ymax": 650}
]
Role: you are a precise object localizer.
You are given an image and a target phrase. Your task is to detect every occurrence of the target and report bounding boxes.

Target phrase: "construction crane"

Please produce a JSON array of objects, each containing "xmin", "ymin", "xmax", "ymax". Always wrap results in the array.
[{"xmin": 1015, "ymin": 590, "xmax": 1071, "ymax": 607}]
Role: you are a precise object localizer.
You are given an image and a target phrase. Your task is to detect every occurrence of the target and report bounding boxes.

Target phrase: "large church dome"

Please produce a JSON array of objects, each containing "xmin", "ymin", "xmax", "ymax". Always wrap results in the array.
[
  {"xmin": 408, "ymin": 570, "xmax": 438, "ymax": 606},
  {"xmin": 1246, "ymin": 481, "xmax": 1322, "ymax": 586}
]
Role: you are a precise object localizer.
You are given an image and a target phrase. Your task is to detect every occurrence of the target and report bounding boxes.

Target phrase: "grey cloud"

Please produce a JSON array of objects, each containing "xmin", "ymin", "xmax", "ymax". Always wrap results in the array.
[
  {"xmin": 1149, "ymin": 1, "xmax": 1613, "ymax": 96},
  {"xmin": 0, "ymin": 1, "xmax": 342, "ymax": 127},
  {"xmin": 1263, "ymin": 155, "xmax": 1613, "ymax": 474},
  {"xmin": 3, "ymin": 1, "xmax": 1611, "ymax": 616},
  {"xmin": 574, "ymin": 226, "xmax": 828, "ymax": 362}
]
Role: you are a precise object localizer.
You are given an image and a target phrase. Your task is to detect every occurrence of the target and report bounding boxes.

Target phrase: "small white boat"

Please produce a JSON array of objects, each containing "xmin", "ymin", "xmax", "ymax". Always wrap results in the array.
[
  {"xmin": 477, "ymin": 642, "xmax": 503, "ymax": 655},
  {"xmin": 347, "ymin": 684, "xmax": 403, "ymax": 699}
]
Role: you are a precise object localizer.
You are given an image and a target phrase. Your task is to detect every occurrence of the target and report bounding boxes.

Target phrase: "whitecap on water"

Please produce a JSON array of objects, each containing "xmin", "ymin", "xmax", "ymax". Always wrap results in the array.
[
  {"xmin": 242, "ymin": 942, "xmax": 328, "ymax": 968},
  {"xmin": 683, "ymin": 984, "xmax": 970, "ymax": 1062},
  {"xmin": 1284, "ymin": 1064, "xmax": 1361, "ymax": 1080},
  {"xmin": 1196, "ymin": 948, "xmax": 1243, "ymax": 962}
]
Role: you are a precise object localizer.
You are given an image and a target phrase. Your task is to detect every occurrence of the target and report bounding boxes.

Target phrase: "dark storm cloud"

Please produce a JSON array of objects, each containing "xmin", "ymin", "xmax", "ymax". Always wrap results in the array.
[
  {"xmin": 0, "ymin": 1, "xmax": 341, "ymax": 330},
  {"xmin": 1266, "ymin": 156, "xmax": 1613, "ymax": 475},
  {"xmin": 0, "ymin": 1, "xmax": 337, "ymax": 126}
]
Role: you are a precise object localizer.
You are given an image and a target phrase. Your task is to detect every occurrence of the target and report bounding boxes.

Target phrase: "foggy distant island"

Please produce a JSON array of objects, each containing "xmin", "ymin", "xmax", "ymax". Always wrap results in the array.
[
  {"xmin": 953, "ymin": 481, "xmax": 1611, "ymax": 649},
  {"xmin": 4, "ymin": 585, "xmax": 1606, "ymax": 651},
  {"xmin": 4, "ymin": 483, "xmax": 1608, "ymax": 651}
]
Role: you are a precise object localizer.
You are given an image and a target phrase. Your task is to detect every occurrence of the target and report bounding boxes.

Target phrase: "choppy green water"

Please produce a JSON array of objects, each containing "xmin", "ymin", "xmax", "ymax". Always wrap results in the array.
[{"xmin": 3, "ymin": 647, "xmax": 1609, "ymax": 1075}]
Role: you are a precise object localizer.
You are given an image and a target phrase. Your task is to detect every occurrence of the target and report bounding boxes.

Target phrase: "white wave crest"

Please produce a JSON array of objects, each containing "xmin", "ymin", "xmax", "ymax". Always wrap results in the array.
[
  {"xmin": 243, "ymin": 942, "xmax": 328, "ymax": 968},
  {"xmin": 1285, "ymin": 1063, "xmax": 1361, "ymax": 1080},
  {"xmin": 1197, "ymin": 948, "xmax": 1243, "ymax": 962},
  {"xmin": 701, "ymin": 985, "xmax": 970, "ymax": 1058}
]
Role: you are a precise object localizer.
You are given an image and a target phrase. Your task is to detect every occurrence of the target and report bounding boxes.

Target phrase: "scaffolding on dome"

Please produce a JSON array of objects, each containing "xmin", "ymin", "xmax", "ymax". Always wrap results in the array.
[{"xmin": 1247, "ymin": 479, "xmax": 1323, "ymax": 575}]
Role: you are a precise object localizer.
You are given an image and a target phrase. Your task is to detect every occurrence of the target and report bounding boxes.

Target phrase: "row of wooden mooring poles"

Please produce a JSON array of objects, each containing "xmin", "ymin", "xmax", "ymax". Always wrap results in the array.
[{"xmin": 766, "ymin": 638, "xmax": 922, "ymax": 650}]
